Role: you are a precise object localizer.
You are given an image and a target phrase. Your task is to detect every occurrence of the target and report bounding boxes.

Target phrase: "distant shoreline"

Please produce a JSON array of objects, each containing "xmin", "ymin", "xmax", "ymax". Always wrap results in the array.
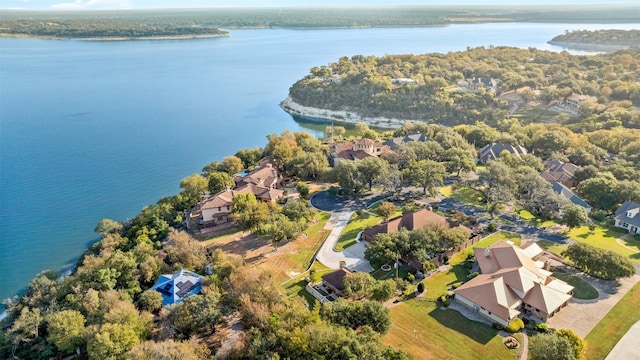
[
  {"xmin": 280, "ymin": 96, "xmax": 408, "ymax": 129},
  {"xmin": 0, "ymin": 32, "xmax": 230, "ymax": 41},
  {"xmin": 547, "ymin": 40, "xmax": 633, "ymax": 51}
]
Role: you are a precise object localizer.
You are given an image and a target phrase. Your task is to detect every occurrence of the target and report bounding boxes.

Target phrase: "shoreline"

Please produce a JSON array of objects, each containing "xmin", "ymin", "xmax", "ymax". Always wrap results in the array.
[
  {"xmin": 547, "ymin": 40, "xmax": 635, "ymax": 51},
  {"xmin": 0, "ymin": 33, "xmax": 229, "ymax": 41},
  {"xmin": 280, "ymin": 96, "xmax": 414, "ymax": 129}
]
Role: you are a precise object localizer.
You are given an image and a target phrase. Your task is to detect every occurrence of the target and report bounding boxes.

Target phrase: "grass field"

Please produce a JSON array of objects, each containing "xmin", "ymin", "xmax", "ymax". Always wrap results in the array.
[
  {"xmin": 517, "ymin": 209, "xmax": 559, "ymax": 228},
  {"xmin": 552, "ymin": 272, "xmax": 599, "ymax": 300},
  {"xmin": 567, "ymin": 222, "xmax": 640, "ymax": 264},
  {"xmin": 440, "ymin": 186, "xmax": 485, "ymax": 207},
  {"xmin": 536, "ymin": 239, "xmax": 568, "ymax": 255},
  {"xmin": 335, "ymin": 211, "xmax": 383, "ymax": 251},
  {"xmin": 584, "ymin": 281, "xmax": 640, "ymax": 360}
]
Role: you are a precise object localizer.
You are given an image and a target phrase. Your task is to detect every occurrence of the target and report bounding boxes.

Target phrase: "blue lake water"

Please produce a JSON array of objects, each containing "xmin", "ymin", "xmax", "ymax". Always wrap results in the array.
[{"xmin": 1, "ymin": 22, "xmax": 638, "ymax": 305}]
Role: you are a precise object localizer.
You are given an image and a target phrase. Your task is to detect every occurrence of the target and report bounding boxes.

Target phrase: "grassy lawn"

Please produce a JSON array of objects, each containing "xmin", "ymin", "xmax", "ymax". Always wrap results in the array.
[
  {"xmin": 197, "ymin": 227, "xmax": 245, "ymax": 245},
  {"xmin": 369, "ymin": 264, "xmax": 410, "ymax": 281},
  {"xmin": 439, "ymin": 186, "xmax": 485, "ymax": 207},
  {"xmin": 585, "ymin": 281, "xmax": 640, "ymax": 360},
  {"xmin": 335, "ymin": 212, "xmax": 383, "ymax": 251},
  {"xmin": 536, "ymin": 239, "xmax": 568, "ymax": 256},
  {"xmin": 281, "ymin": 211, "xmax": 332, "ymax": 270},
  {"xmin": 450, "ymin": 231, "xmax": 522, "ymax": 265},
  {"xmin": 283, "ymin": 261, "xmax": 333, "ymax": 308},
  {"xmin": 382, "ymin": 264, "xmax": 517, "ymax": 359},
  {"xmin": 566, "ymin": 222, "xmax": 640, "ymax": 264},
  {"xmin": 552, "ymin": 272, "xmax": 599, "ymax": 300},
  {"xmin": 517, "ymin": 209, "xmax": 559, "ymax": 228}
]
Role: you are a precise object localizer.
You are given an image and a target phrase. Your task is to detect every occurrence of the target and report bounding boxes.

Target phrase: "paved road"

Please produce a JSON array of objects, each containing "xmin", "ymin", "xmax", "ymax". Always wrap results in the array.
[
  {"xmin": 605, "ymin": 320, "xmax": 640, "ymax": 360},
  {"xmin": 437, "ymin": 197, "xmax": 572, "ymax": 245},
  {"xmin": 311, "ymin": 191, "xmax": 387, "ymax": 212},
  {"xmin": 315, "ymin": 211, "xmax": 374, "ymax": 272}
]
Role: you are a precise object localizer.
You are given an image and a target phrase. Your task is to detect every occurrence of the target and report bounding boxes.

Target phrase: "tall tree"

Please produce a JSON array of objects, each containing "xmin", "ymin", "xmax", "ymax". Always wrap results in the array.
[
  {"xmin": 207, "ymin": 171, "xmax": 235, "ymax": 194},
  {"xmin": 577, "ymin": 172, "xmax": 619, "ymax": 210},
  {"xmin": 179, "ymin": 173, "xmax": 208, "ymax": 200},
  {"xmin": 529, "ymin": 333, "xmax": 576, "ymax": 360},
  {"xmin": 403, "ymin": 159, "xmax": 446, "ymax": 196},
  {"xmin": 376, "ymin": 202, "xmax": 397, "ymax": 223},
  {"xmin": 46, "ymin": 310, "xmax": 86, "ymax": 354},
  {"xmin": 234, "ymin": 147, "xmax": 263, "ymax": 169},
  {"xmin": 220, "ymin": 156, "xmax": 244, "ymax": 175},
  {"xmin": 561, "ymin": 204, "xmax": 589, "ymax": 228},
  {"xmin": 357, "ymin": 157, "xmax": 388, "ymax": 191}
]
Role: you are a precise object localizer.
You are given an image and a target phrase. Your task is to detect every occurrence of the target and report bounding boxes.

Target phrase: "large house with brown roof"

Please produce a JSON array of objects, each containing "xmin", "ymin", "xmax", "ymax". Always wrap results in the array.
[
  {"xmin": 328, "ymin": 138, "xmax": 392, "ymax": 166},
  {"xmin": 542, "ymin": 159, "xmax": 579, "ymax": 188},
  {"xmin": 200, "ymin": 164, "xmax": 284, "ymax": 227},
  {"xmin": 362, "ymin": 208, "xmax": 472, "ymax": 243},
  {"xmin": 321, "ymin": 268, "xmax": 353, "ymax": 296},
  {"xmin": 454, "ymin": 241, "xmax": 573, "ymax": 326}
]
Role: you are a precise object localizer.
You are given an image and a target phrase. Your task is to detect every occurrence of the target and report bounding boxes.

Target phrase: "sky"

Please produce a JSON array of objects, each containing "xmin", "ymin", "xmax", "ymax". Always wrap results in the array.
[{"xmin": 1, "ymin": 0, "xmax": 632, "ymax": 11}]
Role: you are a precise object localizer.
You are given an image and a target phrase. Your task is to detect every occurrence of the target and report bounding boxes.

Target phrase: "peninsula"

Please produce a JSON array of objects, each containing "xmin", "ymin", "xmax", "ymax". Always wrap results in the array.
[{"xmin": 548, "ymin": 29, "xmax": 640, "ymax": 51}]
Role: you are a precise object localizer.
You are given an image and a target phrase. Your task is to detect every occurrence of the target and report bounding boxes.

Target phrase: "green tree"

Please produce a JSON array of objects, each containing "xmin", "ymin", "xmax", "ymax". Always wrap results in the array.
[
  {"xmin": 334, "ymin": 160, "xmax": 360, "ymax": 193},
  {"xmin": 561, "ymin": 204, "xmax": 589, "ymax": 228},
  {"xmin": 137, "ymin": 290, "xmax": 163, "ymax": 312},
  {"xmin": 281, "ymin": 198, "xmax": 313, "ymax": 222},
  {"xmin": 46, "ymin": 310, "xmax": 86, "ymax": 354},
  {"xmin": 442, "ymin": 147, "xmax": 476, "ymax": 176},
  {"xmin": 220, "ymin": 156, "xmax": 244, "ymax": 175},
  {"xmin": 87, "ymin": 323, "xmax": 140, "ymax": 360},
  {"xmin": 288, "ymin": 151, "xmax": 328, "ymax": 180},
  {"xmin": 234, "ymin": 147, "xmax": 263, "ymax": 169},
  {"xmin": 321, "ymin": 299, "xmax": 391, "ymax": 334},
  {"xmin": 232, "ymin": 194, "xmax": 270, "ymax": 231},
  {"xmin": 127, "ymin": 340, "xmax": 210, "ymax": 360},
  {"xmin": 206, "ymin": 171, "xmax": 234, "ymax": 194},
  {"xmin": 529, "ymin": 333, "xmax": 576, "ymax": 360},
  {"xmin": 357, "ymin": 157, "xmax": 388, "ymax": 191},
  {"xmin": 355, "ymin": 122, "xmax": 370, "ymax": 136},
  {"xmin": 265, "ymin": 213, "xmax": 305, "ymax": 249},
  {"xmin": 403, "ymin": 159, "xmax": 446, "ymax": 196},
  {"xmin": 179, "ymin": 173, "xmax": 208, "ymax": 200},
  {"xmin": 555, "ymin": 329, "xmax": 586, "ymax": 360},
  {"xmin": 377, "ymin": 202, "xmax": 397, "ymax": 223},
  {"xmin": 577, "ymin": 172, "xmax": 619, "ymax": 210},
  {"xmin": 562, "ymin": 242, "xmax": 635, "ymax": 280},
  {"xmin": 95, "ymin": 218, "xmax": 123, "ymax": 238},
  {"xmin": 371, "ymin": 279, "xmax": 397, "ymax": 302},
  {"xmin": 296, "ymin": 181, "xmax": 309, "ymax": 199},
  {"xmin": 343, "ymin": 272, "xmax": 376, "ymax": 299}
]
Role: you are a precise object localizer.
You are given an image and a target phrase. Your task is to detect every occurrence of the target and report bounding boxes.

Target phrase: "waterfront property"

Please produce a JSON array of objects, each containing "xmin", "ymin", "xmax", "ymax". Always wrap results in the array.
[
  {"xmin": 383, "ymin": 132, "xmax": 429, "ymax": 150},
  {"xmin": 151, "ymin": 269, "xmax": 204, "ymax": 306},
  {"xmin": 200, "ymin": 163, "xmax": 284, "ymax": 227},
  {"xmin": 454, "ymin": 241, "xmax": 573, "ymax": 326}
]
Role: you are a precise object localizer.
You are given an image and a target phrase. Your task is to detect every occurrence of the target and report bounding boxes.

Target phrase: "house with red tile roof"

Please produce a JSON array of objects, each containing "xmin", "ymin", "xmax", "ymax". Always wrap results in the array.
[{"xmin": 328, "ymin": 138, "xmax": 392, "ymax": 166}]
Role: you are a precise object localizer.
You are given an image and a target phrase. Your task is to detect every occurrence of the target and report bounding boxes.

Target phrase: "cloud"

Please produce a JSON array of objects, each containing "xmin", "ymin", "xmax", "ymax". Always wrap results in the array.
[{"xmin": 52, "ymin": 0, "xmax": 132, "ymax": 10}]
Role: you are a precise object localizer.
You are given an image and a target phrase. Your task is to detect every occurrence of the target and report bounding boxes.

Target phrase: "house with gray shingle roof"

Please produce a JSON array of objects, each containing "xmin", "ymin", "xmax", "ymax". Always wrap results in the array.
[
  {"xmin": 550, "ymin": 181, "xmax": 592, "ymax": 214},
  {"xmin": 478, "ymin": 143, "xmax": 528, "ymax": 164},
  {"xmin": 383, "ymin": 133, "xmax": 429, "ymax": 150},
  {"xmin": 614, "ymin": 201, "xmax": 640, "ymax": 235}
]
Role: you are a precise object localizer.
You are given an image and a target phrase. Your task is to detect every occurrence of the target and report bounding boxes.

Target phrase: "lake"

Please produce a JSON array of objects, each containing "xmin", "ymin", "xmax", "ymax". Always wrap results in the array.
[{"xmin": 1, "ymin": 22, "xmax": 638, "ymax": 305}]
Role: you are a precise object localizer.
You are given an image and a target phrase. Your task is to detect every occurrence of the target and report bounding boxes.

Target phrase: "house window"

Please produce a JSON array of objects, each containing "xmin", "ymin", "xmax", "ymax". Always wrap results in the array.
[
  {"xmin": 622, "ymin": 222, "xmax": 629, "ymax": 228},
  {"xmin": 218, "ymin": 207, "xmax": 221, "ymax": 211},
  {"xmin": 227, "ymin": 206, "xmax": 230, "ymax": 210}
]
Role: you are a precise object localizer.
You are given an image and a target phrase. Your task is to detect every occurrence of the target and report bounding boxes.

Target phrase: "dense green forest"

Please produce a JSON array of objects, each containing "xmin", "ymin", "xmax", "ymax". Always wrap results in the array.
[
  {"xmin": 287, "ymin": 47, "xmax": 640, "ymax": 129},
  {"xmin": 550, "ymin": 29, "xmax": 640, "ymax": 48},
  {"xmin": 1, "ymin": 4, "xmax": 639, "ymax": 39}
]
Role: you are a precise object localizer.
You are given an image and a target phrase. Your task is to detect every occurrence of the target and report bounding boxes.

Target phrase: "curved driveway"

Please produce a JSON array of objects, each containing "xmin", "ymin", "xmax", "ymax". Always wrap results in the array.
[{"xmin": 310, "ymin": 191, "xmax": 384, "ymax": 272}]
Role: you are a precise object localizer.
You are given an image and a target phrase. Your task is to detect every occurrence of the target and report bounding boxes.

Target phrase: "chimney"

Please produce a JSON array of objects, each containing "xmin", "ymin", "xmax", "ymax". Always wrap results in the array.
[
  {"xmin": 484, "ymin": 249, "xmax": 490, "ymax": 257},
  {"xmin": 543, "ymin": 260, "xmax": 551, "ymax": 271}
]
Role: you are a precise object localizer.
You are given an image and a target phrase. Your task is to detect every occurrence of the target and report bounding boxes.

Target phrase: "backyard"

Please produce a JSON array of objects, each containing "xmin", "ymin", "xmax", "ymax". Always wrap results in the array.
[{"xmin": 382, "ymin": 231, "xmax": 522, "ymax": 359}]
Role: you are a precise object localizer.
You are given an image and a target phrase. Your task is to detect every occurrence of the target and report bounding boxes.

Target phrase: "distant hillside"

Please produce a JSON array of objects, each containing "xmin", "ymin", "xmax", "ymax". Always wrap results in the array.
[{"xmin": 549, "ymin": 29, "xmax": 640, "ymax": 51}]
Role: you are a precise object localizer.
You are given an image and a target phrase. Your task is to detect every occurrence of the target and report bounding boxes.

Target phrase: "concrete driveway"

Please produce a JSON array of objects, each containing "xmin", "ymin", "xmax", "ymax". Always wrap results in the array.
[
  {"xmin": 315, "ymin": 211, "xmax": 374, "ymax": 272},
  {"xmin": 547, "ymin": 273, "xmax": 640, "ymax": 337}
]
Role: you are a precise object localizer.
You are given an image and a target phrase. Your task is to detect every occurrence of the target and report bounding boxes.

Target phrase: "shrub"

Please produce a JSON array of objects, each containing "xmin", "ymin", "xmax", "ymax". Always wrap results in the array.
[
  {"xmin": 487, "ymin": 222, "xmax": 497, "ymax": 232},
  {"xmin": 439, "ymin": 295, "xmax": 450, "ymax": 307},
  {"xmin": 443, "ymin": 255, "xmax": 449, "ymax": 264},
  {"xmin": 406, "ymin": 273, "xmax": 415, "ymax": 282},
  {"xmin": 296, "ymin": 182, "xmax": 309, "ymax": 199},
  {"xmin": 417, "ymin": 282, "xmax": 425, "ymax": 293},
  {"xmin": 590, "ymin": 209, "xmax": 607, "ymax": 221},
  {"xmin": 467, "ymin": 271, "xmax": 479, "ymax": 279},
  {"xmin": 425, "ymin": 262, "xmax": 437, "ymax": 271},
  {"xmin": 505, "ymin": 318, "xmax": 524, "ymax": 333},
  {"xmin": 356, "ymin": 208, "xmax": 364, "ymax": 216},
  {"xmin": 536, "ymin": 323, "xmax": 549, "ymax": 333}
]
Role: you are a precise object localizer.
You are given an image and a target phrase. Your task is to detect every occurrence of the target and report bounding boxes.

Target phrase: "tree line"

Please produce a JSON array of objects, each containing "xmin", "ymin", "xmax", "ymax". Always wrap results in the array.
[{"xmin": 289, "ymin": 46, "xmax": 640, "ymax": 128}]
